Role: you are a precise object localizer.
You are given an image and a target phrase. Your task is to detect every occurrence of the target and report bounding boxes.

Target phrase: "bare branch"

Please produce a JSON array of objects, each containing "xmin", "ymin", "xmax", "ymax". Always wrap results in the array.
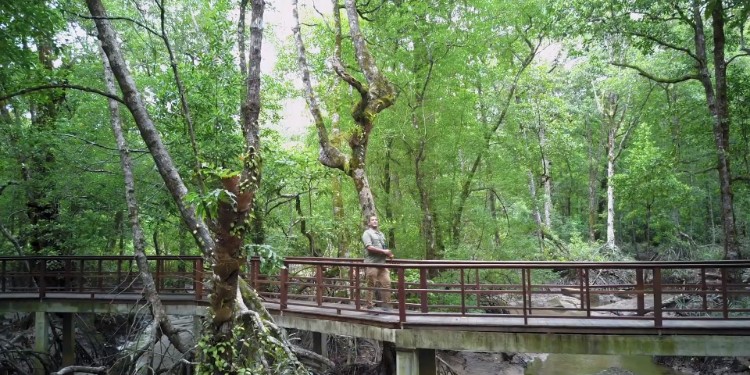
[
  {"xmin": 292, "ymin": 0, "xmax": 349, "ymax": 170},
  {"xmin": 0, "ymin": 181, "xmax": 18, "ymax": 196},
  {"xmin": 726, "ymin": 51, "xmax": 750, "ymax": 66},
  {"xmin": 52, "ymin": 366, "xmax": 108, "ymax": 375},
  {"xmin": 0, "ymin": 84, "xmax": 125, "ymax": 104},
  {"xmin": 330, "ymin": 0, "xmax": 366, "ymax": 95},
  {"xmin": 76, "ymin": 13, "xmax": 161, "ymax": 39},
  {"xmin": 614, "ymin": 83, "xmax": 656, "ymax": 161},
  {"xmin": 59, "ymin": 133, "xmax": 147, "ymax": 153},
  {"xmin": 611, "ymin": 62, "xmax": 700, "ymax": 83},
  {"xmin": 625, "ymin": 30, "xmax": 699, "ymax": 61}
]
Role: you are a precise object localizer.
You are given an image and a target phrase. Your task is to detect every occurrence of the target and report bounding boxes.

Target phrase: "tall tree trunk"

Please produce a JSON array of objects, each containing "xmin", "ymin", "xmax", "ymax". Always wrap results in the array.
[
  {"xmin": 86, "ymin": 0, "xmax": 215, "ymax": 255},
  {"xmin": 487, "ymin": 189, "xmax": 502, "ymax": 247},
  {"xmin": 594, "ymin": 86, "xmax": 650, "ymax": 251},
  {"xmin": 383, "ymin": 136, "xmax": 396, "ymax": 249},
  {"xmin": 450, "ymin": 44, "xmax": 538, "ymax": 249},
  {"xmin": 615, "ymin": 0, "xmax": 741, "ymax": 259},
  {"xmin": 528, "ymin": 171, "xmax": 545, "ymax": 252},
  {"xmin": 100, "ymin": 46, "xmax": 190, "ymax": 364},
  {"xmin": 89, "ymin": 2, "xmax": 308, "ymax": 374},
  {"xmin": 293, "ymin": 0, "xmax": 395, "ymax": 224},
  {"xmin": 25, "ymin": 37, "xmax": 65, "ymax": 254},
  {"xmin": 350, "ymin": 148, "xmax": 378, "ymax": 220},
  {"xmin": 409, "ymin": 42, "xmax": 442, "ymax": 261},
  {"xmin": 331, "ymin": 115, "xmax": 348, "ymax": 257},
  {"xmin": 693, "ymin": 0, "xmax": 739, "ymax": 259},
  {"xmin": 605, "ymin": 123, "xmax": 617, "ymax": 251},
  {"xmin": 415, "ymin": 137, "xmax": 443, "ymax": 261},
  {"xmin": 539, "ymin": 125, "xmax": 552, "ymax": 229},
  {"xmin": 586, "ymin": 118, "xmax": 601, "ymax": 243}
]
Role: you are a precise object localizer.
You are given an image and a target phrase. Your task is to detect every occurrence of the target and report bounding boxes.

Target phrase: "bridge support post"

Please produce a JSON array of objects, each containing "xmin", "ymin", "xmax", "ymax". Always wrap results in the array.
[
  {"xmin": 312, "ymin": 332, "xmax": 328, "ymax": 358},
  {"xmin": 418, "ymin": 348, "xmax": 436, "ymax": 374},
  {"xmin": 33, "ymin": 312, "xmax": 49, "ymax": 375},
  {"xmin": 396, "ymin": 347, "xmax": 436, "ymax": 375},
  {"xmin": 193, "ymin": 315, "xmax": 203, "ymax": 343},
  {"xmin": 62, "ymin": 313, "xmax": 75, "ymax": 366}
]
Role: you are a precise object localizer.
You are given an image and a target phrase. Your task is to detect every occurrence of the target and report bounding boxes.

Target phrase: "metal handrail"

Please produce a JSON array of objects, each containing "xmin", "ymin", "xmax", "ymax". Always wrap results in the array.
[
  {"xmin": 1, "ymin": 256, "xmax": 749, "ymax": 329},
  {"xmin": 0, "ymin": 256, "xmax": 204, "ymax": 301},
  {"xmin": 251, "ymin": 257, "xmax": 750, "ymax": 328}
]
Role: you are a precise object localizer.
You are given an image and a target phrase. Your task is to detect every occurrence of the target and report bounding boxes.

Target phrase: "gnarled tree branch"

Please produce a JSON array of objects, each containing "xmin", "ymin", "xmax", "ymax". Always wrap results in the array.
[{"xmin": 0, "ymin": 84, "xmax": 124, "ymax": 104}]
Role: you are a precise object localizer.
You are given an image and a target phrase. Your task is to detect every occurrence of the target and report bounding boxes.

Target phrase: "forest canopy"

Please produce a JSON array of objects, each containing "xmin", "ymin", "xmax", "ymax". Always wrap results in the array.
[{"xmin": 1, "ymin": 0, "xmax": 749, "ymax": 265}]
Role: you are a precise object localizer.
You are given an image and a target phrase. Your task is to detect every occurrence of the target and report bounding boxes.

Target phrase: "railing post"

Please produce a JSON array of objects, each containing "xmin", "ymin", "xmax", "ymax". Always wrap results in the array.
[
  {"xmin": 316, "ymin": 264, "xmax": 324, "ymax": 306},
  {"xmin": 700, "ymin": 267, "xmax": 708, "ymax": 312},
  {"xmin": 348, "ymin": 266, "xmax": 355, "ymax": 302},
  {"xmin": 251, "ymin": 257, "xmax": 260, "ymax": 290},
  {"xmin": 460, "ymin": 268, "xmax": 466, "ymax": 315},
  {"xmin": 64, "ymin": 259, "xmax": 72, "ymax": 292},
  {"xmin": 117, "ymin": 259, "xmax": 122, "ymax": 289},
  {"xmin": 584, "ymin": 267, "xmax": 591, "ymax": 317},
  {"xmin": 577, "ymin": 268, "xmax": 584, "ymax": 306},
  {"xmin": 39, "ymin": 259, "xmax": 46, "ymax": 299},
  {"xmin": 721, "ymin": 268, "xmax": 729, "ymax": 319},
  {"xmin": 1, "ymin": 260, "xmax": 5, "ymax": 292},
  {"xmin": 280, "ymin": 265, "xmax": 288, "ymax": 310},
  {"xmin": 354, "ymin": 266, "xmax": 361, "ymax": 310},
  {"xmin": 420, "ymin": 268, "xmax": 428, "ymax": 313},
  {"xmin": 475, "ymin": 269, "xmax": 481, "ymax": 309},
  {"xmin": 521, "ymin": 268, "xmax": 528, "ymax": 325},
  {"xmin": 155, "ymin": 258, "xmax": 162, "ymax": 294},
  {"xmin": 398, "ymin": 267, "xmax": 406, "ymax": 323},
  {"xmin": 194, "ymin": 258, "xmax": 203, "ymax": 301},
  {"xmin": 636, "ymin": 268, "xmax": 645, "ymax": 316},
  {"xmin": 96, "ymin": 259, "xmax": 103, "ymax": 292},
  {"xmin": 653, "ymin": 267, "xmax": 662, "ymax": 328}
]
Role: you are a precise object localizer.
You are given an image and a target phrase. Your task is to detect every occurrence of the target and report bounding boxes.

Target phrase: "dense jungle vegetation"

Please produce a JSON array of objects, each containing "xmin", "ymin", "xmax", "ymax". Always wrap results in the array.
[{"xmin": 1, "ymin": 0, "xmax": 749, "ymax": 373}]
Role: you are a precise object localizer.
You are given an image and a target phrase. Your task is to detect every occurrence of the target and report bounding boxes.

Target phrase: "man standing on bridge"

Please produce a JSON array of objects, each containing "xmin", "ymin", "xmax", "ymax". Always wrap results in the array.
[{"xmin": 362, "ymin": 215, "xmax": 393, "ymax": 311}]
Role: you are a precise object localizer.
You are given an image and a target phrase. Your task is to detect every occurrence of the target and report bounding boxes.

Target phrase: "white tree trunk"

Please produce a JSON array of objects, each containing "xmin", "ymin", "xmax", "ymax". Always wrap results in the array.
[{"xmin": 606, "ymin": 127, "xmax": 617, "ymax": 251}]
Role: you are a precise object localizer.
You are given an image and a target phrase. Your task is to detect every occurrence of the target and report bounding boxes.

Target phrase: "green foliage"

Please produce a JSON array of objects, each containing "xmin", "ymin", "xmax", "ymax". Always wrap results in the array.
[
  {"xmin": 614, "ymin": 124, "xmax": 692, "ymax": 245},
  {"xmin": 197, "ymin": 314, "xmax": 308, "ymax": 375},
  {"xmin": 1, "ymin": 0, "xmax": 746, "ymax": 264},
  {"xmin": 245, "ymin": 244, "xmax": 284, "ymax": 274}
]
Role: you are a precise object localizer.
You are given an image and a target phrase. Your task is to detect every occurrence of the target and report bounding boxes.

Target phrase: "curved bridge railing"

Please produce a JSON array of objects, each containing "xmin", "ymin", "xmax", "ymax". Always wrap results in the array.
[
  {"xmin": 2, "ymin": 256, "xmax": 749, "ymax": 328},
  {"xmin": 250, "ymin": 257, "xmax": 750, "ymax": 328},
  {"xmin": 0, "ymin": 256, "xmax": 205, "ymax": 300}
]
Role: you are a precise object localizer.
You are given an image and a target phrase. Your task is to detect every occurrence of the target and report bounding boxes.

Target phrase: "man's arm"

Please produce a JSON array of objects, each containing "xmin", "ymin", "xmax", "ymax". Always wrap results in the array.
[
  {"xmin": 366, "ymin": 245, "xmax": 393, "ymax": 258},
  {"xmin": 363, "ymin": 231, "xmax": 393, "ymax": 258}
]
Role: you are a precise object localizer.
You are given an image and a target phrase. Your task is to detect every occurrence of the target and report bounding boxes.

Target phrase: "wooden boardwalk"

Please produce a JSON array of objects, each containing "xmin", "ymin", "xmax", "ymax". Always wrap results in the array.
[
  {"xmin": 2, "ymin": 256, "xmax": 750, "ymax": 337},
  {"xmin": 261, "ymin": 299, "xmax": 750, "ymax": 336}
]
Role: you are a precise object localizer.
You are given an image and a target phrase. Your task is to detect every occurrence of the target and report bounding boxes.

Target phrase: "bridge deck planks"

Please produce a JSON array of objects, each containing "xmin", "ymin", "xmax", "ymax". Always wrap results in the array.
[
  {"xmin": 261, "ymin": 298, "xmax": 750, "ymax": 335},
  {"xmin": 2, "ymin": 292, "xmax": 748, "ymax": 335}
]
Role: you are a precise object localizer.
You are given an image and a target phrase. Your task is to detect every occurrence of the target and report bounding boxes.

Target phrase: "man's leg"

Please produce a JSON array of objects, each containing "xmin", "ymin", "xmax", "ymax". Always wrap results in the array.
[
  {"xmin": 378, "ymin": 267, "xmax": 392, "ymax": 309},
  {"xmin": 365, "ymin": 267, "xmax": 377, "ymax": 309}
]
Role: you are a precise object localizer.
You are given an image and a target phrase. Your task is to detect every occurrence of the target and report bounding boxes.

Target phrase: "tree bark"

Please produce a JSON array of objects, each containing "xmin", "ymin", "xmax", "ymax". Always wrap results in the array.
[
  {"xmin": 86, "ymin": 0, "xmax": 215, "ymax": 256},
  {"xmin": 383, "ymin": 136, "xmax": 397, "ymax": 249},
  {"xmin": 100, "ymin": 43, "xmax": 190, "ymax": 360},
  {"xmin": 613, "ymin": 0, "xmax": 741, "ymax": 259},
  {"xmin": 586, "ymin": 118, "xmax": 602, "ymax": 242},
  {"xmin": 696, "ymin": 0, "xmax": 739, "ymax": 259},
  {"xmin": 331, "ymin": 115, "xmax": 349, "ymax": 257},
  {"xmin": 539, "ymin": 124, "xmax": 552, "ymax": 229},
  {"xmin": 605, "ymin": 122, "xmax": 617, "ymax": 251},
  {"xmin": 528, "ymin": 170, "xmax": 545, "ymax": 252},
  {"xmin": 89, "ymin": 2, "xmax": 307, "ymax": 374},
  {"xmin": 293, "ymin": 0, "xmax": 395, "ymax": 224},
  {"xmin": 24, "ymin": 36, "xmax": 65, "ymax": 254},
  {"xmin": 450, "ymin": 42, "xmax": 538, "ymax": 249},
  {"xmin": 487, "ymin": 189, "xmax": 503, "ymax": 247}
]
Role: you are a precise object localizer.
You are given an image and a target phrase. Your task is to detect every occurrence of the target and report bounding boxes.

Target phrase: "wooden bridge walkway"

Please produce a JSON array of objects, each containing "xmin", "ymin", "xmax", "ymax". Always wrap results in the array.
[
  {"xmin": 1, "ymin": 255, "xmax": 749, "ymax": 334},
  {"xmin": 3, "ymin": 256, "xmax": 750, "ymax": 374}
]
